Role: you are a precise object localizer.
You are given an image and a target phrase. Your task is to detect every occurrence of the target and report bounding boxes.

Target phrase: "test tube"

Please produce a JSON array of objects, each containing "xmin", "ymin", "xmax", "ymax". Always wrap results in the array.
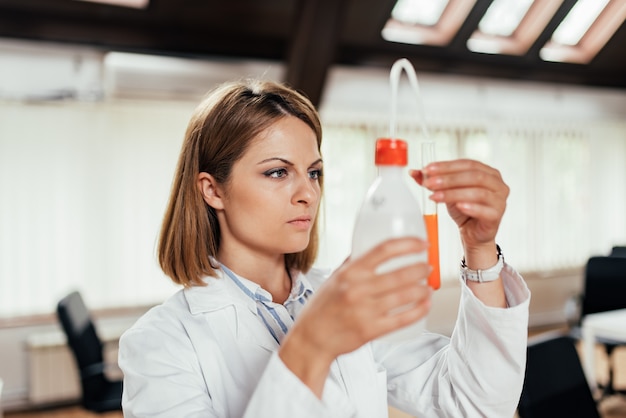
[{"xmin": 422, "ymin": 141, "xmax": 440, "ymax": 290}]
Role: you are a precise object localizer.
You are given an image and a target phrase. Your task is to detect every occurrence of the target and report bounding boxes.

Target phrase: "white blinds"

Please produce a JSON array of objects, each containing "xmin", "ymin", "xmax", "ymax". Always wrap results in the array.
[
  {"xmin": 1, "ymin": 99, "xmax": 625, "ymax": 318},
  {"xmin": 316, "ymin": 120, "xmax": 626, "ymax": 280},
  {"xmin": 0, "ymin": 100, "xmax": 193, "ymax": 317}
]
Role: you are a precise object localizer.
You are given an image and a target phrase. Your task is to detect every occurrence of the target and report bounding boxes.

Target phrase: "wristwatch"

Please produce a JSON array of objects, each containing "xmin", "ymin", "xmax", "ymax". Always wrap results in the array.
[{"xmin": 460, "ymin": 244, "xmax": 504, "ymax": 283}]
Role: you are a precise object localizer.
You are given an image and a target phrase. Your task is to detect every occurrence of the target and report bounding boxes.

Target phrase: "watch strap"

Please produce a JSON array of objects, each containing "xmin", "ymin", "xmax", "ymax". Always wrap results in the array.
[{"xmin": 460, "ymin": 245, "xmax": 504, "ymax": 283}]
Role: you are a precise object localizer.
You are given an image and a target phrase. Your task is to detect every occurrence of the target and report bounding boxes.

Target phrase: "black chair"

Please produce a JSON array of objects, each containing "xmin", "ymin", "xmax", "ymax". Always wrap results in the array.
[
  {"xmin": 56, "ymin": 291, "xmax": 123, "ymax": 412},
  {"xmin": 610, "ymin": 246, "xmax": 626, "ymax": 258},
  {"xmin": 569, "ymin": 256, "xmax": 626, "ymax": 398},
  {"xmin": 518, "ymin": 333, "xmax": 601, "ymax": 418}
]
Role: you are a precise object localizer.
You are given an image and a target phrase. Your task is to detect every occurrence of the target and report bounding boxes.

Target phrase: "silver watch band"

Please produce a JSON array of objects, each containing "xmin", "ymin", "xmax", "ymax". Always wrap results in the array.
[{"xmin": 460, "ymin": 245, "xmax": 504, "ymax": 283}]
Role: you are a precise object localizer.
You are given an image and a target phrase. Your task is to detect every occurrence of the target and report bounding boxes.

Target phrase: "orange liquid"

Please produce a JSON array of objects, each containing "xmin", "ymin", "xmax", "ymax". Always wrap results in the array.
[{"xmin": 423, "ymin": 213, "xmax": 440, "ymax": 290}]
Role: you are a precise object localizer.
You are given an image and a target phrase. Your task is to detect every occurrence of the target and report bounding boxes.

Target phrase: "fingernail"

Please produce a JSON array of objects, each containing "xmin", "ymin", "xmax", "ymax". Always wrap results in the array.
[{"xmin": 430, "ymin": 191, "xmax": 443, "ymax": 201}]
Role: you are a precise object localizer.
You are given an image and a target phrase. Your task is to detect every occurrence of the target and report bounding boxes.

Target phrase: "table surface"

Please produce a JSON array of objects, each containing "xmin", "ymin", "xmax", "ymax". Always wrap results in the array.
[
  {"xmin": 583, "ymin": 308, "xmax": 626, "ymax": 339},
  {"xmin": 581, "ymin": 308, "xmax": 626, "ymax": 390}
]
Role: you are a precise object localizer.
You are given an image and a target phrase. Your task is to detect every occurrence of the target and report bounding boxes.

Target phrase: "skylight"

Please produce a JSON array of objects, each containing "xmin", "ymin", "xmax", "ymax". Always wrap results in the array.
[
  {"xmin": 540, "ymin": 0, "xmax": 626, "ymax": 63},
  {"xmin": 551, "ymin": 0, "xmax": 610, "ymax": 45},
  {"xmin": 478, "ymin": 0, "xmax": 534, "ymax": 37},
  {"xmin": 73, "ymin": 0, "xmax": 149, "ymax": 8},
  {"xmin": 382, "ymin": 0, "xmax": 476, "ymax": 46},
  {"xmin": 390, "ymin": 0, "xmax": 449, "ymax": 26},
  {"xmin": 467, "ymin": 0, "xmax": 564, "ymax": 55},
  {"xmin": 382, "ymin": 0, "xmax": 625, "ymax": 65}
]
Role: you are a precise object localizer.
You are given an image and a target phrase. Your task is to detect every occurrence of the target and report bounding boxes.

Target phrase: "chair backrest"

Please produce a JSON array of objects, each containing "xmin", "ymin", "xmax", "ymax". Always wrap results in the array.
[
  {"xmin": 582, "ymin": 256, "xmax": 626, "ymax": 317},
  {"xmin": 610, "ymin": 246, "xmax": 626, "ymax": 258},
  {"xmin": 518, "ymin": 334, "xmax": 600, "ymax": 418},
  {"xmin": 56, "ymin": 290, "xmax": 107, "ymax": 402},
  {"xmin": 57, "ymin": 291, "xmax": 104, "ymax": 369}
]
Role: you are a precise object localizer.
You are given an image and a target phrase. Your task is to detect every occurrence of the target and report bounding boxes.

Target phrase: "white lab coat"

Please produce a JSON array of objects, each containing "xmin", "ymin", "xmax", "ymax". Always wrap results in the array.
[{"xmin": 118, "ymin": 263, "xmax": 530, "ymax": 418}]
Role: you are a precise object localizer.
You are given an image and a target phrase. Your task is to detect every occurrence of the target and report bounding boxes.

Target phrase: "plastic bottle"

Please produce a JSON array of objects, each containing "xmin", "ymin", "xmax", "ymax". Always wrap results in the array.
[{"xmin": 351, "ymin": 138, "xmax": 428, "ymax": 343}]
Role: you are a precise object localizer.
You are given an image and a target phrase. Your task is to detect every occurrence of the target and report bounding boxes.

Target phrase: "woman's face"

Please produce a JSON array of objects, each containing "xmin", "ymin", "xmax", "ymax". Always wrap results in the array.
[{"xmin": 211, "ymin": 115, "xmax": 322, "ymax": 261}]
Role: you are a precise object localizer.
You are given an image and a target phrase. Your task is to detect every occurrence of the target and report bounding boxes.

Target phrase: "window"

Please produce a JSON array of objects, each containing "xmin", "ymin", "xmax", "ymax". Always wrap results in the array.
[
  {"xmin": 390, "ymin": 0, "xmax": 449, "ymax": 26},
  {"xmin": 478, "ymin": 0, "xmax": 534, "ymax": 37},
  {"xmin": 540, "ymin": 0, "xmax": 626, "ymax": 64},
  {"xmin": 467, "ymin": 0, "xmax": 563, "ymax": 55},
  {"xmin": 382, "ymin": 0, "xmax": 476, "ymax": 46},
  {"xmin": 383, "ymin": 0, "xmax": 626, "ymax": 62}
]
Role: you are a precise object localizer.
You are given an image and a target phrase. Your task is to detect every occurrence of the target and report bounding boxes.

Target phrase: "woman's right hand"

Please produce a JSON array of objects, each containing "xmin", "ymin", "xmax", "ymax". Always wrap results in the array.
[{"xmin": 279, "ymin": 237, "xmax": 432, "ymax": 397}]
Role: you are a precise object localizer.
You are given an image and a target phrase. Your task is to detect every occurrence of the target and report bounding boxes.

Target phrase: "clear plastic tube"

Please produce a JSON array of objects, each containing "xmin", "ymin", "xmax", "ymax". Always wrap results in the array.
[
  {"xmin": 389, "ymin": 58, "xmax": 430, "ymax": 140},
  {"xmin": 389, "ymin": 58, "xmax": 440, "ymax": 290}
]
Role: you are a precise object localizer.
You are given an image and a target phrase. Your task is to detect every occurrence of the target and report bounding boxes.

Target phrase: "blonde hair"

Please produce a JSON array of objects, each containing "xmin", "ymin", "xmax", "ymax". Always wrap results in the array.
[{"xmin": 158, "ymin": 79, "xmax": 323, "ymax": 287}]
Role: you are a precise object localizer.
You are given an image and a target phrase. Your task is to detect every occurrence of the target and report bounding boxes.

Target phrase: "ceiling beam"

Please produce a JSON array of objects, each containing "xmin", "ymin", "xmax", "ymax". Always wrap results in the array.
[
  {"xmin": 284, "ymin": 0, "xmax": 350, "ymax": 107},
  {"xmin": 447, "ymin": 0, "xmax": 495, "ymax": 50}
]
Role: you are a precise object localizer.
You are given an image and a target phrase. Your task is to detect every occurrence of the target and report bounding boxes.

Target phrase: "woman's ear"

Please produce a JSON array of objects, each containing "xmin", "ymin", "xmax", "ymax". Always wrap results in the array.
[{"xmin": 197, "ymin": 172, "xmax": 225, "ymax": 210}]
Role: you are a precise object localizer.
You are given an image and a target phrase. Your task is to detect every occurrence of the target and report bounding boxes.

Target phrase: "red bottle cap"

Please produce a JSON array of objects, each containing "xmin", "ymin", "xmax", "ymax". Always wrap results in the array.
[{"xmin": 375, "ymin": 138, "xmax": 408, "ymax": 166}]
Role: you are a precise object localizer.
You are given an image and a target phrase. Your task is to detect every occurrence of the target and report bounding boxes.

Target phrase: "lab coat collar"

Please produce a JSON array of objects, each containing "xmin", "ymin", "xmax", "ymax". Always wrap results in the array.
[{"xmin": 184, "ymin": 269, "xmax": 258, "ymax": 316}]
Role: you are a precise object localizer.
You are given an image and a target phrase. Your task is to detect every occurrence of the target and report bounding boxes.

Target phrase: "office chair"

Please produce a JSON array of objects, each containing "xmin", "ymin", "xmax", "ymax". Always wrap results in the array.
[
  {"xmin": 518, "ymin": 333, "xmax": 601, "ymax": 418},
  {"xmin": 568, "ymin": 256, "xmax": 626, "ymax": 399},
  {"xmin": 610, "ymin": 246, "xmax": 626, "ymax": 258},
  {"xmin": 56, "ymin": 291, "xmax": 123, "ymax": 412}
]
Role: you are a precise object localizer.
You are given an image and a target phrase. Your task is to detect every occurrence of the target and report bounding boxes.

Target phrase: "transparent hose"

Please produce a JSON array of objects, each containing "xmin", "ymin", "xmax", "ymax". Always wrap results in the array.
[
  {"xmin": 388, "ymin": 58, "xmax": 440, "ymax": 289},
  {"xmin": 388, "ymin": 58, "xmax": 430, "ymax": 140}
]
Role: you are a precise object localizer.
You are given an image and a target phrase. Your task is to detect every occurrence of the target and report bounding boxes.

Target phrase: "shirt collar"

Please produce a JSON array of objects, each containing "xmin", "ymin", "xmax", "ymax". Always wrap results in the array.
[{"xmin": 219, "ymin": 263, "xmax": 313, "ymax": 306}]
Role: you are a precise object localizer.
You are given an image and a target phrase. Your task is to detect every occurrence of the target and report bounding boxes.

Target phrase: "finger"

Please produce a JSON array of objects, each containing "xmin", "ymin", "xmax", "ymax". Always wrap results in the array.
[
  {"xmin": 425, "ymin": 169, "xmax": 507, "ymax": 198},
  {"xmin": 424, "ymin": 159, "xmax": 500, "ymax": 178},
  {"xmin": 354, "ymin": 237, "xmax": 429, "ymax": 273},
  {"xmin": 430, "ymin": 186, "xmax": 506, "ymax": 210},
  {"xmin": 371, "ymin": 262, "xmax": 431, "ymax": 297},
  {"xmin": 374, "ymin": 297, "xmax": 432, "ymax": 337},
  {"xmin": 408, "ymin": 169, "xmax": 424, "ymax": 185},
  {"xmin": 373, "ymin": 280, "xmax": 431, "ymax": 315},
  {"xmin": 424, "ymin": 160, "xmax": 508, "ymax": 194},
  {"xmin": 454, "ymin": 201, "xmax": 504, "ymax": 223}
]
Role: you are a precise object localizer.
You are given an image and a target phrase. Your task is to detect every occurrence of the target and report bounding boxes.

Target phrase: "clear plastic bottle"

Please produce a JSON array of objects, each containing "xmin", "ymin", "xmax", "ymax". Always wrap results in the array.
[{"xmin": 351, "ymin": 138, "xmax": 428, "ymax": 343}]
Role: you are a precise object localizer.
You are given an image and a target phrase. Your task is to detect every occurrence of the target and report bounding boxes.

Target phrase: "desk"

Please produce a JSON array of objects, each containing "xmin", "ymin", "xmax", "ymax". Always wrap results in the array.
[{"xmin": 582, "ymin": 308, "xmax": 626, "ymax": 390}]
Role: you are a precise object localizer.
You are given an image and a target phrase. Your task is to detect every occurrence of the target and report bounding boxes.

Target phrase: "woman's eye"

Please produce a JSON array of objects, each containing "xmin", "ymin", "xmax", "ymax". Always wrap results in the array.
[
  {"xmin": 309, "ymin": 169, "xmax": 323, "ymax": 180},
  {"xmin": 265, "ymin": 168, "xmax": 288, "ymax": 178}
]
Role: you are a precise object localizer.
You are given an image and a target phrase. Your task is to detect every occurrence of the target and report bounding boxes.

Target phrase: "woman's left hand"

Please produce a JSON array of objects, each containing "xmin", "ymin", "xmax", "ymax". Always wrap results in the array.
[{"xmin": 411, "ymin": 159, "xmax": 509, "ymax": 252}]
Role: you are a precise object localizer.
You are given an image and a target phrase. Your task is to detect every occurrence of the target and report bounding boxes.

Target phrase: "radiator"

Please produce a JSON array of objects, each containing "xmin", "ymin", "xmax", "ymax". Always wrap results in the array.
[
  {"xmin": 25, "ymin": 329, "xmax": 123, "ymax": 406},
  {"xmin": 26, "ymin": 333, "xmax": 81, "ymax": 405}
]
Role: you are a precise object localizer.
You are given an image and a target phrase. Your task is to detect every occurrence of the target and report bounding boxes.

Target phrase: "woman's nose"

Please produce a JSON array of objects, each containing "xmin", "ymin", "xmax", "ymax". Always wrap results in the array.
[{"xmin": 293, "ymin": 174, "xmax": 318, "ymax": 205}]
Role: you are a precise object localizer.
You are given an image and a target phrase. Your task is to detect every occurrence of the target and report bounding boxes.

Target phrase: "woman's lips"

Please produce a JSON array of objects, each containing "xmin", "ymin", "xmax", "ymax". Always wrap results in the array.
[{"xmin": 288, "ymin": 216, "xmax": 312, "ymax": 229}]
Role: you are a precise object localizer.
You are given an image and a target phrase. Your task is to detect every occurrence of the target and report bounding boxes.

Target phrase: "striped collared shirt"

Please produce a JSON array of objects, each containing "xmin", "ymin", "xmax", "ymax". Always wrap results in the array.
[{"xmin": 220, "ymin": 264, "xmax": 313, "ymax": 344}]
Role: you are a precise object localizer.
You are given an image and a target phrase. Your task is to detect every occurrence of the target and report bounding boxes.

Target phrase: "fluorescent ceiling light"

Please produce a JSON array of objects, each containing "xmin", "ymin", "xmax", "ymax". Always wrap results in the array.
[
  {"xmin": 391, "ymin": 0, "xmax": 449, "ymax": 26},
  {"xmin": 73, "ymin": 0, "xmax": 149, "ymax": 8},
  {"xmin": 478, "ymin": 0, "xmax": 534, "ymax": 37},
  {"xmin": 551, "ymin": 0, "xmax": 610, "ymax": 45}
]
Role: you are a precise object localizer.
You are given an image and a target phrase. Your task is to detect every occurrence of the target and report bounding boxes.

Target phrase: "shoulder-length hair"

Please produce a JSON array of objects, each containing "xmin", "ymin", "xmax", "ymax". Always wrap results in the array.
[{"xmin": 158, "ymin": 79, "xmax": 323, "ymax": 287}]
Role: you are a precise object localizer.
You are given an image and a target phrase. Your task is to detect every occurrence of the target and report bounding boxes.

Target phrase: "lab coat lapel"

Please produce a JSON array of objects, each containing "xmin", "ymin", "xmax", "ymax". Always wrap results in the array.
[
  {"xmin": 184, "ymin": 273, "xmax": 278, "ymax": 352},
  {"xmin": 183, "ymin": 276, "xmax": 278, "ymax": 417}
]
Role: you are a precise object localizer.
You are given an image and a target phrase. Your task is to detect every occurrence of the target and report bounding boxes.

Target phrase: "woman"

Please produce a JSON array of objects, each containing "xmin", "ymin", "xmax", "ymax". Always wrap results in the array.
[{"xmin": 118, "ymin": 79, "xmax": 530, "ymax": 417}]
